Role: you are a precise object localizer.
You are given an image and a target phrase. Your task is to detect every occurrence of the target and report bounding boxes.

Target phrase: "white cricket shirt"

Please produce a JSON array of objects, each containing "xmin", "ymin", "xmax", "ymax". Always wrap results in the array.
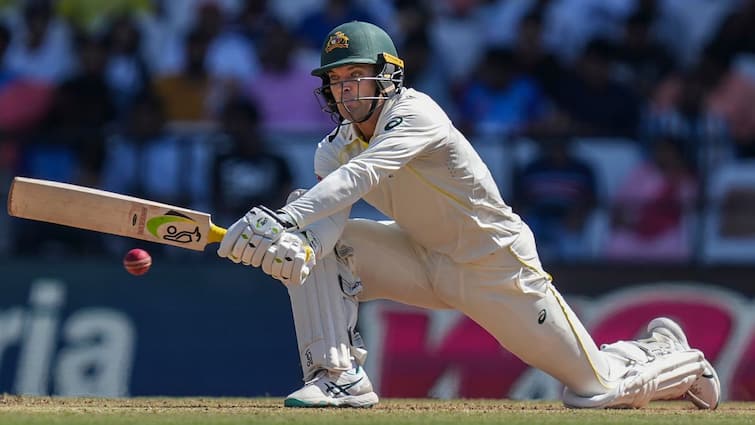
[{"xmin": 281, "ymin": 88, "xmax": 523, "ymax": 263}]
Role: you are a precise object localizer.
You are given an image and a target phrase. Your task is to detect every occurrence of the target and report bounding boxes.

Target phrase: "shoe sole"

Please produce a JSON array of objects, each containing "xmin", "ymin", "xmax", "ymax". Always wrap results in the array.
[{"xmin": 284, "ymin": 392, "xmax": 379, "ymax": 408}]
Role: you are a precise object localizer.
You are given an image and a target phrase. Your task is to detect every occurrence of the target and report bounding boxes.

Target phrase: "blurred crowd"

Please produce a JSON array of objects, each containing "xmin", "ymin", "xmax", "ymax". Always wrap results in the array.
[{"xmin": 1, "ymin": 0, "xmax": 755, "ymax": 264}]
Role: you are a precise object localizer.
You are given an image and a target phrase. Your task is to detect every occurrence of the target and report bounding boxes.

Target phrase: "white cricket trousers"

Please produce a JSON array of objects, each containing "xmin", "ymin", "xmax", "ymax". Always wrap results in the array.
[{"xmin": 340, "ymin": 218, "xmax": 618, "ymax": 397}]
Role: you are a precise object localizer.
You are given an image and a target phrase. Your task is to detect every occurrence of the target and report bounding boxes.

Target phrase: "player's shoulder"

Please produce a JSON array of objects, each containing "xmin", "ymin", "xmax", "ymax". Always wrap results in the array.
[
  {"xmin": 391, "ymin": 88, "xmax": 443, "ymax": 112},
  {"xmin": 375, "ymin": 88, "xmax": 450, "ymax": 136},
  {"xmin": 388, "ymin": 88, "xmax": 447, "ymax": 120}
]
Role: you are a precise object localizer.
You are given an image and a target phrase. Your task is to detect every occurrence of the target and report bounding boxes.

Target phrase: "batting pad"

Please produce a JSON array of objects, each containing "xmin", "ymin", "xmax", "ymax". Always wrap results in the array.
[{"xmin": 287, "ymin": 252, "xmax": 360, "ymax": 381}]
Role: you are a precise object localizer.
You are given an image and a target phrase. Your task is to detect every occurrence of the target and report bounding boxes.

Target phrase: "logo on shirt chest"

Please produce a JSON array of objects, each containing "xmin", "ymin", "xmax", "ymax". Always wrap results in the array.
[{"xmin": 384, "ymin": 117, "xmax": 404, "ymax": 131}]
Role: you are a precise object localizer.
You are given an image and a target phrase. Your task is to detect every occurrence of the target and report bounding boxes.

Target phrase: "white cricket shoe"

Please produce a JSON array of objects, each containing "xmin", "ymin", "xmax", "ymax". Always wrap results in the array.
[
  {"xmin": 646, "ymin": 317, "xmax": 720, "ymax": 410},
  {"xmin": 284, "ymin": 365, "xmax": 379, "ymax": 408}
]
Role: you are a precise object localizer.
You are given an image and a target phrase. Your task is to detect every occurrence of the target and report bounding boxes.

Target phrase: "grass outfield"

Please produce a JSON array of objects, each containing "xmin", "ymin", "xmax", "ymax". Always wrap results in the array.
[{"xmin": 0, "ymin": 396, "xmax": 752, "ymax": 425}]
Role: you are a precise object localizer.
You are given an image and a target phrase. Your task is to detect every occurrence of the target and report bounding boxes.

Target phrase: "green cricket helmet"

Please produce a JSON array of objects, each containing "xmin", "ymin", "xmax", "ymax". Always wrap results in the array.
[{"xmin": 312, "ymin": 21, "xmax": 405, "ymax": 122}]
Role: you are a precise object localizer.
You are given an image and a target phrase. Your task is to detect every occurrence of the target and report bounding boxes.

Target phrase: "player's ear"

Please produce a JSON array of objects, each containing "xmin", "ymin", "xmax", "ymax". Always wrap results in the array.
[
  {"xmin": 316, "ymin": 77, "xmax": 337, "ymax": 111},
  {"xmin": 315, "ymin": 77, "xmax": 344, "ymax": 123}
]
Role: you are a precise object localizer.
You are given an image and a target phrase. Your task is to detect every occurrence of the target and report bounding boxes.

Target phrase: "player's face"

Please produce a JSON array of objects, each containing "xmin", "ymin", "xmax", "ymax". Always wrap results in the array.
[{"xmin": 327, "ymin": 64, "xmax": 381, "ymax": 123}]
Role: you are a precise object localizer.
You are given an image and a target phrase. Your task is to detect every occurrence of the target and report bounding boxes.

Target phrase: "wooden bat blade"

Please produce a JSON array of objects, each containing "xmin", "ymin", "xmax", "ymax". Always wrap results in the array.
[{"xmin": 7, "ymin": 177, "xmax": 226, "ymax": 251}]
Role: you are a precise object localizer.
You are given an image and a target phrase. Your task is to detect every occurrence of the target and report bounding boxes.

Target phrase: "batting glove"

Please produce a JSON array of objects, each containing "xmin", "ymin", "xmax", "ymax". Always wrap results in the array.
[
  {"xmin": 260, "ymin": 231, "xmax": 316, "ymax": 286},
  {"xmin": 217, "ymin": 206, "xmax": 296, "ymax": 266}
]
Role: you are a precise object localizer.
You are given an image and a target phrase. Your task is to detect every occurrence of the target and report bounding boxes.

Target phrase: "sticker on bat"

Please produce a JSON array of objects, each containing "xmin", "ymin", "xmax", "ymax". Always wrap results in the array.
[
  {"xmin": 129, "ymin": 206, "xmax": 148, "ymax": 235},
  {"xmin": 146, "ymin": 211, "xmax": 202, "ymax": 243}
]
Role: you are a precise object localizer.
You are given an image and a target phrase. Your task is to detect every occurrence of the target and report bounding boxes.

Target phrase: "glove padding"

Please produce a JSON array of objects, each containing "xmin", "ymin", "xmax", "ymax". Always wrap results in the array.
[
  {"xmin": 261, "ymin": 232, "xmax": 316, "ymax": 285},
  {"xmin": 218, "ymin": 206, "xmax": 291, "ymax": 266}
]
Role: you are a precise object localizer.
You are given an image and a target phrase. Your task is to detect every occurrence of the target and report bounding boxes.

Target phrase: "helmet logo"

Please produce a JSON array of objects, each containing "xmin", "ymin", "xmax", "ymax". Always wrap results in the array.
[{"xmin": 325, "ymin": 31, "xmax": 350, "ymax": 53}]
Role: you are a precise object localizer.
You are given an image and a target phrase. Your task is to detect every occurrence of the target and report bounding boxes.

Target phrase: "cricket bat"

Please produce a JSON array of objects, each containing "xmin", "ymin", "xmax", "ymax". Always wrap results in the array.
[{"xmin": 7, "ymin": 176, "xmax": 226, "ymax": 251}]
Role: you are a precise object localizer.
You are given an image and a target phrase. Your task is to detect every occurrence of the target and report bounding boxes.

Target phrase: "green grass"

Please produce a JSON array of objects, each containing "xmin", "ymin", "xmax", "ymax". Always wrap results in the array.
[{"xmin": 0, "ymin": 396, "xmax": 751, "ymax": 425}]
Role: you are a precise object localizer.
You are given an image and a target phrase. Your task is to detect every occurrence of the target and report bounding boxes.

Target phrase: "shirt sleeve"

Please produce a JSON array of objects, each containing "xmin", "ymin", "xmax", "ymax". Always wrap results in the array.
[
  {"xmin": 300, "ymin": 134, "xmax": 351, "ymax": 259},
  {"xmin": 282, "ymin": 109, "xmax": 448, "ymax": 229},
  {"xmin": 313, "ymin": 133, "xmax": 342, "ymax": 180}
]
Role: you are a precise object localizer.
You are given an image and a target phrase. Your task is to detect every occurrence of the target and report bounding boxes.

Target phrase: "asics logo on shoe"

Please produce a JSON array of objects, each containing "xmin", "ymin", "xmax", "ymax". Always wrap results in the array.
[{"xmin": 324, "ymin": 377, "xmax": 363, "ymax": 396}]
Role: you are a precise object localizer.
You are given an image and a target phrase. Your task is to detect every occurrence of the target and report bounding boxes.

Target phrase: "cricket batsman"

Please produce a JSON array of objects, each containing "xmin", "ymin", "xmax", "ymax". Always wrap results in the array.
[{"xmin": 217, "ymin": 21, "xmax": 720, "ymax": 409}]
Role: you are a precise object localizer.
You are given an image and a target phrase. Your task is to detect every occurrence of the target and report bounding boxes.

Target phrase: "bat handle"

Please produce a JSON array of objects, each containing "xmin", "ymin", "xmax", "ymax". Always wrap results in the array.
[{"xmin": 209, "ymin": 224, "xmax": 227, "ymax": 244}]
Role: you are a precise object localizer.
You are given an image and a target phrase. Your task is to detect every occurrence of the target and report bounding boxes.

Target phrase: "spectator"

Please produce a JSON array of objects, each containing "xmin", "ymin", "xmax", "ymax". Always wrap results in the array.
[
  {"xmin": 233, "ymin": 0, "xmax": 273, "ymax": 45},
  {"xmin": 0, "ymin": 22, "xmax": 16, "ymax": 88},
  {"xmin": 703, "ymin": 0, "xmax": 755, "ymax": 68},
  {"xmin": 18, "ymin": 34, "xmax": 113, "ymax": 186},
  {"xmin": 400, "ymin": 30, "xmax": 456, "ymax": 121},
  {"xmin": 4, "ymin": 0, "xmax": 74, "ymax": 83},
  {"xmin": 611, "ymin": 6, "xmax": 676, "ymax": 98},
  {"xmin": 550, "ymin": 38, "xmax": 641, "ymax": 137},
  {"xmin": 653, "ymin": 0, "xmax": 736, "ymax": 68},
  {"xmin": 707, "ymin": 55, "xmax": 755, "ymax": 159},
  {"xmin": 459, "ymin": 47, "xmax": 550, "ymax": 138},
  {"xmin": 153, "ymin": 28, "xmax": 213, "ymax": 121},
  {"xmin": 151, "ymin": 2, "xmax": 259, "ymax": 114},
  {"xmin": 0, "ymin": 21, "xmax": 28, "ymax": 184},
  {"xmin": 0, "ymin": 21, "xmax": 54, "ymax": 136},
  {"xmin": 644, "ymin": 57, "xmax": 731, "ymax": 178},
  {"xmin": 199, "ymin": 1, "xmax": 259, "ymax": 94},
  {"xmin": 428, "ymin": 0, "xmax": 487, "ymax": 82},
  {"xmin": 512, "ymin": 9, "xmax": 566, "ymax": 101},
  {"xmin": 604, "ymin": 136, "xmax": 697, "ymax": 262},
  {"xmin": 542, "ymin": 0, "xmax": 633, "ymax": 63},
  {"xmin": 55, "ymin": 0, "xmax": 153, "ymax": 35},
  {"xmin": 393, "ymin": 0, "xmax": 432, "ymax": 43},
  {"xmin": 100, "ymin": 92, "xmax": 210, "ymax": 209},
  {"xmin": 155, "ymin": 0, "xmax": 242, "ymax": 45},
  {"xmin": 103, "ymin": 14, "xmax": 152, "ymax": 117},
  {"xmin": 511, "ymin": 9, "xmax": 577, "ymax": 140},
  {"xmin": 211, "ymin": 97, "xmax": 292, "ymax": 224},
  {"xmin": 512, "ymin": 137, "xmax": 598, "ymax": 261},
  {"xmin": 247, "ymin": 21, "xmax": 331, "ymax": 133},
  {"xmin": 477, "ymin": 0, "xmax": 544, "ymax": 47},
  {"xmin": 58, "ymin": 34, "xmax": 116, "ymax": 135}
]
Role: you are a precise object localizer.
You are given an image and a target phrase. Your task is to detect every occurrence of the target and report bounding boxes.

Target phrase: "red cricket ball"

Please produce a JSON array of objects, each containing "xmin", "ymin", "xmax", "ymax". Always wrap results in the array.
[{"xmin": 123, "ymin": 248, "xmax": 152, "ymax": 276}]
